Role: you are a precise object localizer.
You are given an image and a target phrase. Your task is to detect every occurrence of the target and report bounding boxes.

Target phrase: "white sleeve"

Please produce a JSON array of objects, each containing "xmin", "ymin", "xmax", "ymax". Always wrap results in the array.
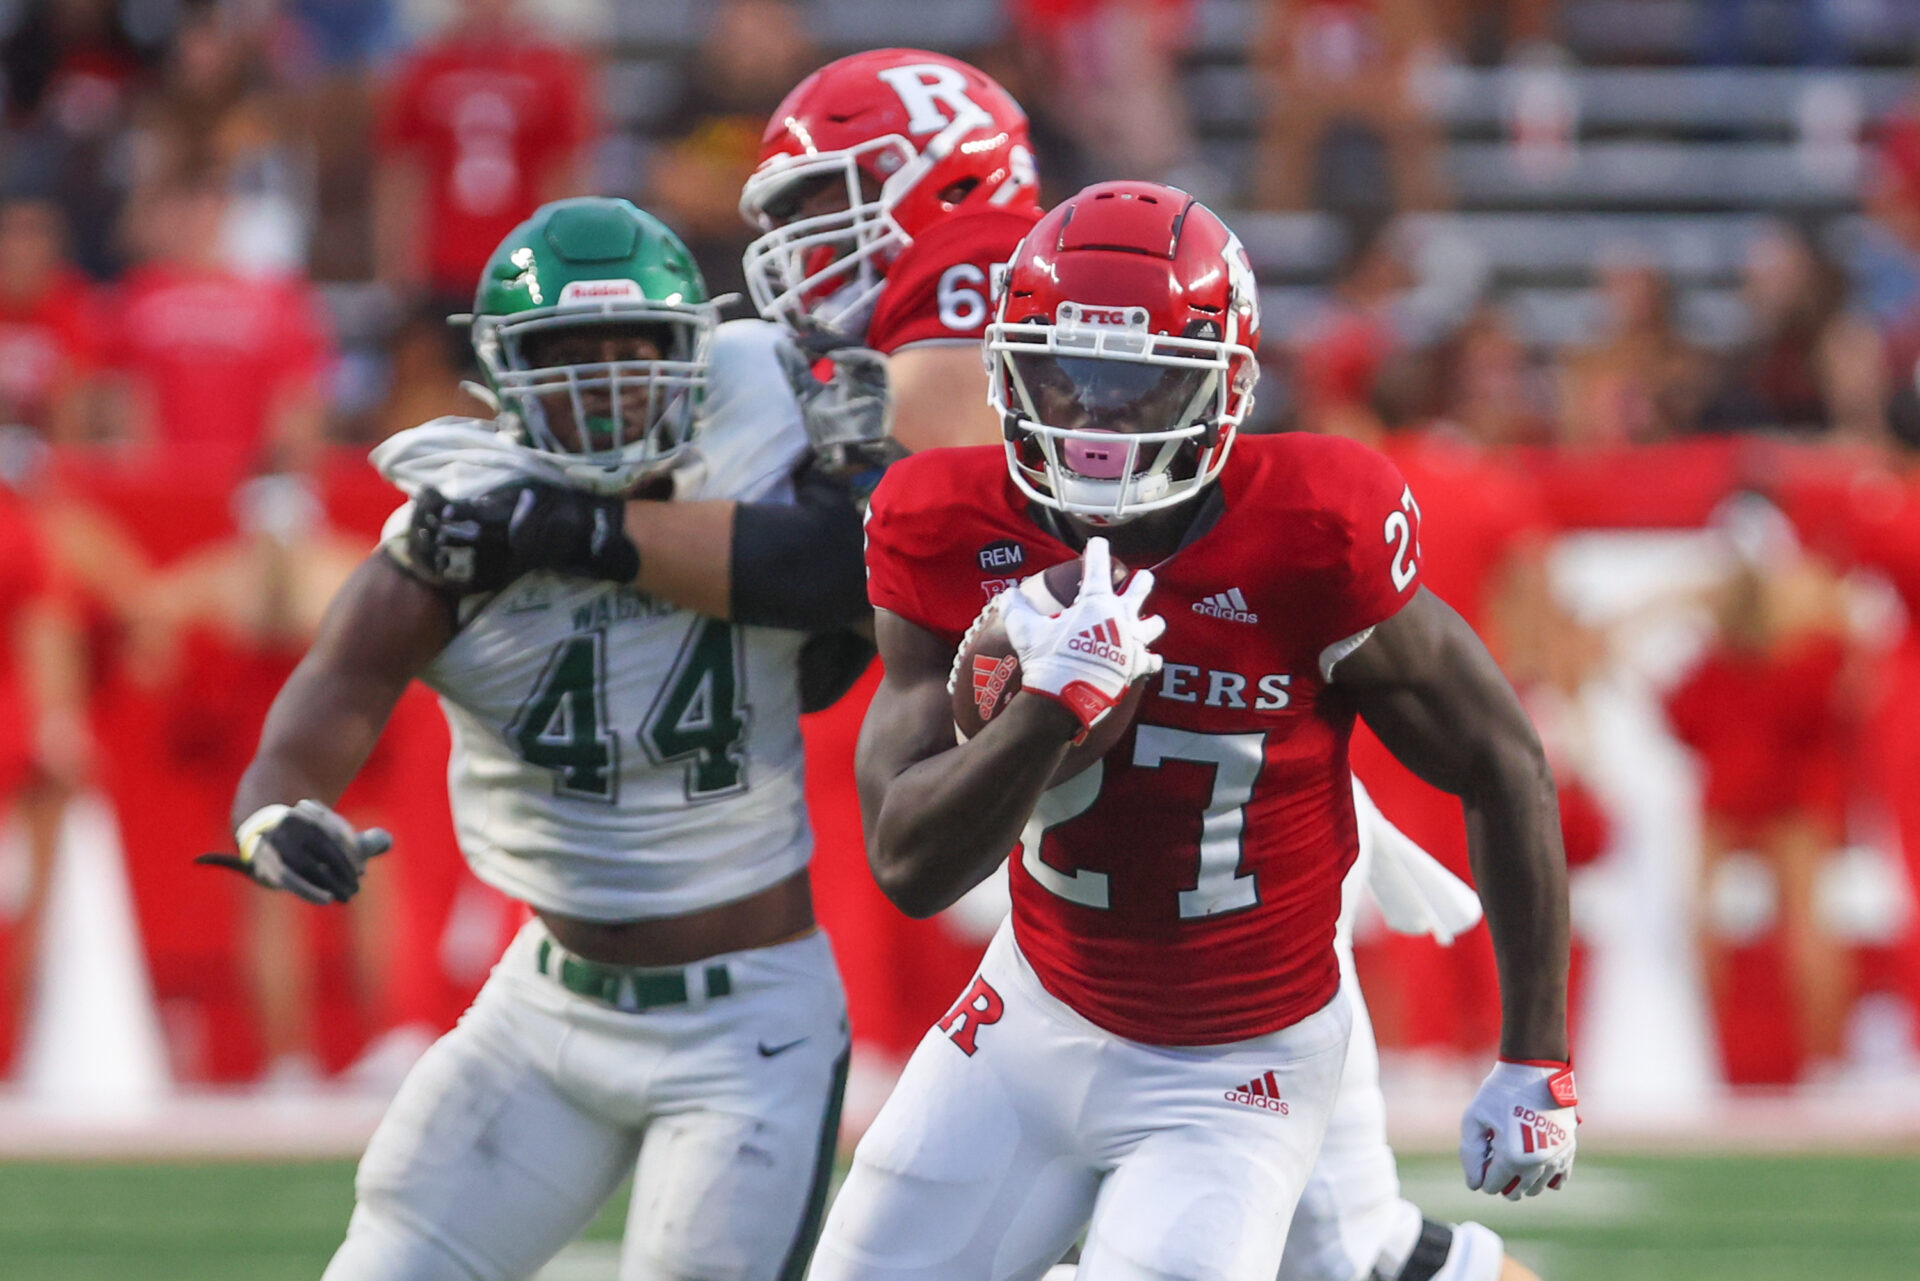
[
  {"xmin": 682, "ymin": 320, "xmax": 810, "ymax": 504},
  {"xmin": 1354, "ymin": 775, "xmax": 1486, "ymax": 945}
]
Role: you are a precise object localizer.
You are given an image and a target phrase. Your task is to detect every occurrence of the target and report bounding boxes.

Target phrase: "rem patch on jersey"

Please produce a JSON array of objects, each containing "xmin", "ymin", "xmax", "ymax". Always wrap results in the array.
[{"xmin": 977, "ymin": 539, "xmax": 1025, "ymax": 572}]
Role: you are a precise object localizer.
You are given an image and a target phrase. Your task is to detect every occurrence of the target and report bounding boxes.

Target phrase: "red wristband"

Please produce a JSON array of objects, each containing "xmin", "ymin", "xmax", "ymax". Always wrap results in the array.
[{"xmin": 1500, "ymin": 1058, "xmax": 1578, "ymax": 1107}]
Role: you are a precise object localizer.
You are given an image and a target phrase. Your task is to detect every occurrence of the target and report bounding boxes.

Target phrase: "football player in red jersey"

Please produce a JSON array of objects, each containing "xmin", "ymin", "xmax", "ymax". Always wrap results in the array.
[
  {"xmin": 739, "ymin": 53, "xmax": 1552, "ymax": 1281},
  {"xmin": 817, "ymin": 183, "xmax": 1575, "ymax": 1281},
  {"xmin": 740, "ymin": 47, "xmax": 1042, "ymax": 453}
]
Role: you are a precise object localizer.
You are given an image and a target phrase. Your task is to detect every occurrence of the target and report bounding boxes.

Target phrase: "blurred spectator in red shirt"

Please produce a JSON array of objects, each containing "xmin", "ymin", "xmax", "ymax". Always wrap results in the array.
[
  {"xmin": 1767, "ymin": 381, "xmax": 1920, "ymax": 1053},
  {"xmin": 1664, "ymin": 519, "xmax": 1857, "ymax": 1080},
  {"xmin": 111, "ymin": 174, "xmax": 332, "ymax": 485},
  {"xmin": 1557, "ymin": 255, "xmax": 1712, "ymax": 446},
  {"xmin": 373, "ymin": 0, "xmax": 595, "ymax": 309},
  {"xmin": 1253, "ymin": 0, "xmax": 1447, "ymax": 212},
  {"xmin": 0, "ymin": 196, "xmax": 106, "ymax": 443}
]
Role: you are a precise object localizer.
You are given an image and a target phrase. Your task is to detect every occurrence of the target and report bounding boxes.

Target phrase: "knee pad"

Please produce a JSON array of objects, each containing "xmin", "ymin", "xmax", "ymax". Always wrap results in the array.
[{"xmin": 1393, "ymin": 1219, "xmax": 1504, "ymax": 1281}]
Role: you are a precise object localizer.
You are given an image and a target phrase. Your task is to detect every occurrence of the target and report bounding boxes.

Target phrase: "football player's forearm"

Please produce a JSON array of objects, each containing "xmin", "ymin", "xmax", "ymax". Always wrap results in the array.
[
  {"xmin": 233, "ymin": 555, "xmax": 446, "ymax": 833},
  {"xmin": 868, "ymin": 695, "xmax": 1078, "ymax": 918},
  {"xmin": 232, "ymin": 660, "xmax": 403, "ymax": 831},
  {"xmin": 625, "ymin": 482, "xmax": 869, "ymax": 631},
  {"xmin": 1342, "ymin": 590, "xmax": 1571, "ymax": 1059},
  {"xmin": 1462, "ymin": 733, "xmax": 1572, "ymax": 1063},
  {"xmin": 625, "ymin": 500, "xmax": 733, "ymax": 616}
]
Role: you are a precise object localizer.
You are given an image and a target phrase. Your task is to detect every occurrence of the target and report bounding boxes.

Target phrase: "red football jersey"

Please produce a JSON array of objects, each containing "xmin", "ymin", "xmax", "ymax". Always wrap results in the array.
[
  {"xmin": 0, "ymin": 270, "xmax": 104, "ymax": 433},
  {"xmin": 376, "ymin": 34, "xmax": 594, "ymax": 294},
  {"xmin": 115, "ymin": 264, "xmax": 331, "ymax": 485},
  {"xmin": 867, "ymin": 206, "xmax": 1041, "ymax": 355},
  {"xmin": 864, "ymin": 434, "xmax": 1424, "ymax": 1045}
]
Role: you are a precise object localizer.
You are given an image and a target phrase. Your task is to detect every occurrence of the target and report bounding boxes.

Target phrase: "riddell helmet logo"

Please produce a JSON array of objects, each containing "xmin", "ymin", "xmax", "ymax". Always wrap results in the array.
[{"xmin": 559, "ymin": 279, "xmax": 646, "ymax": 304}]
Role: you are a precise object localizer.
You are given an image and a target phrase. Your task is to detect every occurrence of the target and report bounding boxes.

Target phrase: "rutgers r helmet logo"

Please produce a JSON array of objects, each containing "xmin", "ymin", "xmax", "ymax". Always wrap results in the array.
[{"xmin": 876, "ymin": 63, "xmax": 987, "ymax": 134}]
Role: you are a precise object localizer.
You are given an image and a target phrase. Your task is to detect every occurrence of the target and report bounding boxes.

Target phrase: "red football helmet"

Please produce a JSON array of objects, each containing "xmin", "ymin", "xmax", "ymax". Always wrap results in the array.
[
  {"xmin": 987, "ymin": 181, "xmax": 1262, "ymax": 523},
  {"xmin": 740, "ymin": 48, "xmax": 1039, "ymax": 339}
]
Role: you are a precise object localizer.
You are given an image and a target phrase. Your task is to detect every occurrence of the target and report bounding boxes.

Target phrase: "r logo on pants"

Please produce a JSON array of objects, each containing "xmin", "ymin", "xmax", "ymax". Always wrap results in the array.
[{"xmin": 938, "ymin": 976, "xmax": 1004, "ymax": 1056}]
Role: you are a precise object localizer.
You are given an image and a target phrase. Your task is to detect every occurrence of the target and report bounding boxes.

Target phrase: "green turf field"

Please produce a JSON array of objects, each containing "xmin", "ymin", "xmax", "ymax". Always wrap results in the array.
[{"xmin": 0, "ymin": 1153, "xmax": 1915, "ymax": 1280}]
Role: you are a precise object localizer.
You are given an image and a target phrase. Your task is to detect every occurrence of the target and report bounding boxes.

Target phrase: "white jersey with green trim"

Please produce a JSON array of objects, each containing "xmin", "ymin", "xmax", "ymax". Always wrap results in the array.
[{"xmin": 380, "ymin": 320, "xmax": 816, "ymax": 922}]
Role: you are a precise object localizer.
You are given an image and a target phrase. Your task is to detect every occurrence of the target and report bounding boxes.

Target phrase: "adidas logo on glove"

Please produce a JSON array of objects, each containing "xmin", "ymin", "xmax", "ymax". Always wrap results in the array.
[{"xmin": 1066, "ymin": 620, "xmax": 1128, "ymax": 663}]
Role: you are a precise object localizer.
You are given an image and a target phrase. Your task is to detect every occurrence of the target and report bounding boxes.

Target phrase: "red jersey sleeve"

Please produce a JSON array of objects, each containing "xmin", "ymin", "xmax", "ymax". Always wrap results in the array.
[
  {"xmin": 863, "ymin": 460, "xmax": 939, "ymax": 630},
  {"xmin": 1311, "ymin": 435, "xmax": 1424, "ymax": 655},
  {"xmin": 867, "ymin": 207, "xmax": 1041, "ymax": 355}
]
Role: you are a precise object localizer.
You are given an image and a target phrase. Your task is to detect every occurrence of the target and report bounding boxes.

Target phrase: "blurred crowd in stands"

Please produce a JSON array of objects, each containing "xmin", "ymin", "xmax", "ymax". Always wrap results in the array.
[{"xmin": 4, "ymin": 0, "xmax": 1920, "ymax": 1099}]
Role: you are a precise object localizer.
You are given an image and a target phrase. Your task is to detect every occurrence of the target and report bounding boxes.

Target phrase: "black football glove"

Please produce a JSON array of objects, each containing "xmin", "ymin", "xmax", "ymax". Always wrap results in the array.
[
  {"xmin": 197, "ymin": 800, "xmax": 392, "ymax": 905},
  {"xmin": 406, "ymin": 481, "xmax": 640, "ymax": 594}
]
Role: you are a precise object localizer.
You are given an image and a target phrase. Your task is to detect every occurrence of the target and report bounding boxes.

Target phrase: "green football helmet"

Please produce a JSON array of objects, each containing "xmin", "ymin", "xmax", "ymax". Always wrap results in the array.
[{"xmin": 470, "ymin": 198, "xmax": 716, "ymax": 493}]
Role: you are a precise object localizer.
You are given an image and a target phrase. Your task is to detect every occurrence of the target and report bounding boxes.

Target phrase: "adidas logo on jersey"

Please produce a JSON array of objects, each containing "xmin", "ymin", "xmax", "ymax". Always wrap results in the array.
[
  {"xmin": 1193, "ymin": 588, "xmax": 1258, "ymax": 624},
  {"xmin": 1225, "ymin": 1071, "xmax": 1290, "ymax": 1114},
  {"xmin": 1067, "ymin": 619, "xmax": 1127, "ymax": 663}
]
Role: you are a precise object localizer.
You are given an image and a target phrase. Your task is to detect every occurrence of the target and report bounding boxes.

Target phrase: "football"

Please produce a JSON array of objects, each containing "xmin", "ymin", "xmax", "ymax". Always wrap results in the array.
[{"xmin": 952, "ymin": 552, "xmax": 1146, "ymax": 786}]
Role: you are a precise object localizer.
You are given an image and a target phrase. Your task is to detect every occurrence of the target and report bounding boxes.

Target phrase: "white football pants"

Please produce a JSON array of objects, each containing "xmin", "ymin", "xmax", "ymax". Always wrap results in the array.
[
  {"xmin": 324, "ymin": 921, "xmax": 849, "ymax": 1281},
  {"xmin": 810, "ymin": 922, "xmax": 1351, "ymax": 1281},
  {"xmin": 1277, "ymin": 955, "xmax": 1502, "ymax": 1281}
]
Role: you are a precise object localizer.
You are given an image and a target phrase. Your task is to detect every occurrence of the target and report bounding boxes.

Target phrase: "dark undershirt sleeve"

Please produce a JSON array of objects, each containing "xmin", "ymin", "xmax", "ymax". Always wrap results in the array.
[{"xmin": 729, "ymin": 466, "xmax": 872, "ymax": 632}]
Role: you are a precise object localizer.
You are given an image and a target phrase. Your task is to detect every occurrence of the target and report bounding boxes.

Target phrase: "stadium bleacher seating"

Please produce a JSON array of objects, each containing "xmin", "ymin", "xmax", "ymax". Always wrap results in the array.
[{"xmin": 600, "ymin": 0, "xmax": 1911, "ymax": 353}]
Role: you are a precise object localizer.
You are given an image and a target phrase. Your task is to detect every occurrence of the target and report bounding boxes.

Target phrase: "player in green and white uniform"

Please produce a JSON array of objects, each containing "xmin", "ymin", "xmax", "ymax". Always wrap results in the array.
[{"xmin": 213, "ymin": 198, "xmax": 875, "ymax": 1281}]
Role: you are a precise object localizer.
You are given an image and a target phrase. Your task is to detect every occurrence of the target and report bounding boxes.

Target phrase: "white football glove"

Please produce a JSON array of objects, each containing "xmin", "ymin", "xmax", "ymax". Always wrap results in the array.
[
  {"xmin": 1000, "ymin": 537, "xmax": 1163, "ymax": 736},
  {"xmin": 1460, "ymin": 1059, "xmax": 1579, "ymax": 1199},
  {"xmin": 198, "ymin": 799, "xmax": 392, "ymax": 906}
]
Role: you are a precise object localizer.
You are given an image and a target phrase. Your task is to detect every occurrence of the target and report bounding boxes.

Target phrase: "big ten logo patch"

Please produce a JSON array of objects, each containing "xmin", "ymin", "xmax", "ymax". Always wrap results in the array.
[{"xmin": 938, "ymin": 975, "xmax": 1004, "ymax": 1056}]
